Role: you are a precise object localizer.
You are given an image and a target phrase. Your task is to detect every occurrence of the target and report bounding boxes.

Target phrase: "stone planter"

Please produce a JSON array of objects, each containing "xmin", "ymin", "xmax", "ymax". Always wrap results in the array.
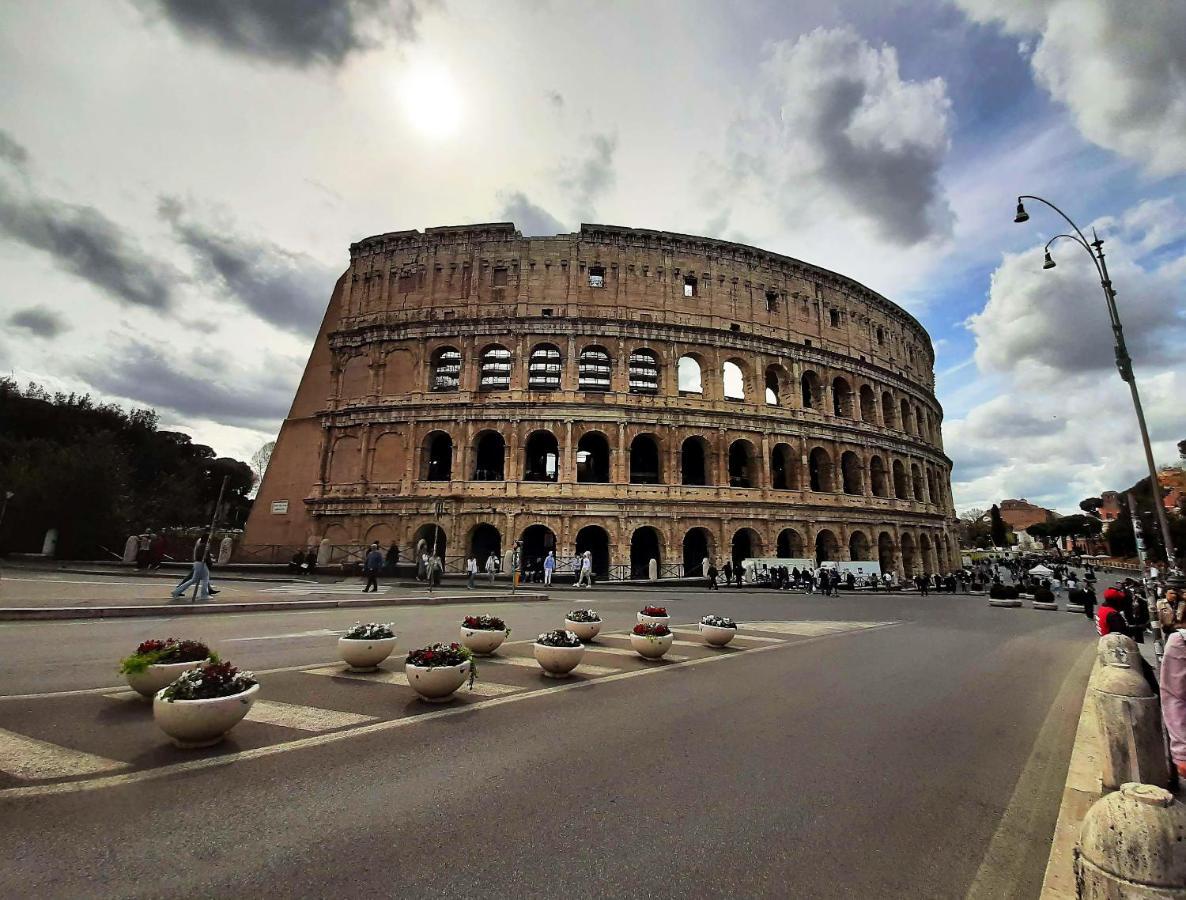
[
  {"xmin": 405, "ymin": 661, "xmax": 471, "ymax": 703},
  {"xmin": 1032, "ymin": 600, "xmax": 1059, "ymax": 611},
  {"xmin": 630, "ymin": 631, "xmax": 674, "ymax": 659},
  {"xmin": 1067, "ymin": 603, "xmax": 1086, "ymax": 613},
  {"xmin": 636, "ymin": 613, "xmax": 670, "ymax": 627},
  {"xmin": 564, "ymin": 618, "xmax": 601, "ymax": 642},
  {"xmin": 460, "ymin": 627, "xmax": 507, "ymax": 656},
  {"xmin": 126, "ymin": 659, "xmax": 211, "ymax": 699},
  {"xmin": 700, "ymin": 623, "xmax": 736, "ymax": 647},
  {"xmin": 533, "ymin": 642, "xmax": 585, "ymax": 678},
  {"xmin": 337, "ymin": 636, "xmax": 397, "ymax": 672},
  {"xmin": 153, "ymin": 683, "xmax": 260, "ymax": 749},
  {"xmin": 988, "ymin": 597, "xmax": 1022, "ymax": 608}
]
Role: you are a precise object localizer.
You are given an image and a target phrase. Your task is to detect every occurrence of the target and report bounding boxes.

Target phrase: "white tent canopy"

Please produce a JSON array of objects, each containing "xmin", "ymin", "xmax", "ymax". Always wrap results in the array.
[{"xmin": 1028, "ymin": 564, "xmax": 1054, "ymax": 576}]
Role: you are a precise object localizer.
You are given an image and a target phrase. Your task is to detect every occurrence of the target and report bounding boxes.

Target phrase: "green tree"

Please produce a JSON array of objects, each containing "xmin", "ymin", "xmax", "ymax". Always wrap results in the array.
[{"xmin": 989, "ymin": 504, "xmax": 1008, "ymax": 548}]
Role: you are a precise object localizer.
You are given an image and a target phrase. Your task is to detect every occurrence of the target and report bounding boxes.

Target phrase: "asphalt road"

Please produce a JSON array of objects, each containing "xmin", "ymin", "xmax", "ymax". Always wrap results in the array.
[{"xmin": 0, "ymin": 584, "xmax": 1095, "ymax": 899}]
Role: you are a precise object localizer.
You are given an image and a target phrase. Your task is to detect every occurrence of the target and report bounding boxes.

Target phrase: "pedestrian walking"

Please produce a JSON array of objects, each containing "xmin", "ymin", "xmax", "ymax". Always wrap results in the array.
[
  {"xmin": 363, "ymin": 541, "xmax": 383, "ymax": 593},
  {"xmin": 543, "ymin": 550, "xmax": 556, "ymax": 586},
  {"xmin": 722, "ymin": 561, "xmax": 733, "ymax": 586},
  {"xmin": 171, "ymin": 535, "xmax": 213, "ymax": 601},
  {"xmin": 466, "ymin": 555, "xmax": 478, "ymax": 589},
  {"xmin": 577, "ymin": 550, "xmax": 593, "ymax": 588},
  {"xmin": 485, "ymin": 552, "xmax": 498, "ymax": 585},
  {"xmin": 707, "ymin": 561, "xmax": 718, "ymax": 590}
]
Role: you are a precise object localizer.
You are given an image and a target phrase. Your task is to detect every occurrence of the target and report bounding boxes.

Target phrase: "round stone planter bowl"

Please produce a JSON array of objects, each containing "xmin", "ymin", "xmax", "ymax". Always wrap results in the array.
[
  {"xmin": 636, "ymin": 612, "xmax": 670, "ymax": 627},
  {"xmin": 337, "ymin": 636, "xmax": 397, "ymax": 672},
  {"xmin": 126, "ymin": 659, "xmax": 210, "ymax": 699},
  {"xmin": 153, "ymin": 683, "xmax": 260, "ymax": 749},
  {"xmin": 533, "ymin": 642, "xmax": 585, "ymax": 678},
  {"xmin": 405, "ymin": 661, "xmax": 470, "ymax": 703},
  {"xmin": 630, "ymin": 631, "xmax": 674, "ymax": 659},
  {"xmin": 564, "ymin": 618, "xmax": 601, "ymax": 642},
  {"xmin": 700, "ymin": 623, "xmax": 737, "ymax": 647},
  {"xmin": 459, "ymin": 627, "xmax": 507, "ymax": 656}
]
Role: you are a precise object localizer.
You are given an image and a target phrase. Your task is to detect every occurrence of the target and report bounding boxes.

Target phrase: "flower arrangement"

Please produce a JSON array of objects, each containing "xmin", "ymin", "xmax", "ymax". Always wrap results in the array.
[
  {"xmin": 119, "ymin": 638, "xmax": 213, "ymax": 675},
  {"xmin": 701, "ymin": 615, "xmax": 737, "ymax": 629},
  {"xmin": 566, "ymin": 609, "xmax": 600, "ymax": 623},
  {"xmin": 536, "ymin": 629, "xmax": 582, "ymax": 648},
  {"xmin": 632, "ymin": 622, "xmax": 671, "ymax": 637},
  {"xmin": 462, "ymin": 614, "xmax": 508, "ymax": 632},
  {"xmin": 406, "ymin": 643, "xmax": 476, "ymax": 687},
  {"xmin": 640, "ymin": 605, "xmax": 668, "ymax": 616},
  {"xmin": 343, "ymin": 622, "xmax": 395, "ymax": 640},
  {"xmin": 157, "ymin": 661, "xmax": 256, "ymax": 702}
]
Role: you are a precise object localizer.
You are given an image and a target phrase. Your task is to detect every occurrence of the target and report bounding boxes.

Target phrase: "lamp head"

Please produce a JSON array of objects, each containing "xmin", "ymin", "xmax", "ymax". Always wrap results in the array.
[
  {"xmin": 1014, "ymin": 202, "xmax": 1029, "ymax": 224},
  {"xmin": 1042, "ymin": 251, "xmax": 1056, "ymax": 270}
]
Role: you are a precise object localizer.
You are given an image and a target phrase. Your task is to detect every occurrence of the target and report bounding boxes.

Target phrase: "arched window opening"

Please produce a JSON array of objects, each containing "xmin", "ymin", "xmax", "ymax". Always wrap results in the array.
[
  {"xmin": 849, "ymin": 531, "xmax": 871, "ymax": 561},
  {"xmin": 479, "ymin": 345, "xmax": 511, "ymax": 391},
  {"xmin": 629, "ymin": 434, "xmax": 662, "ymax": 484},
  {"xmin": 469, "ymin": 523, "xmax": 501, "ymax": 564},
  {"xmin": 765, "ymin": 367, "xmax": 782, "ymax": 405},
  {"xmin": 801, "ymin": 371, "xmax": 821, "ymax": 409},
  {"xmin": 472, "ymin": 431, "xmax": 505, "ymax": 481},
  {"xmin": 576, "ymin": 432, "xmax": 610, "ymax": 483},
  {"xmin": 900, "ymin": 398, "xmax": 913, "ymax": 434},
  {"xmin": 520, "ymin": 525, "xmax": 557, "ymax": 573},
  {"xmin": 723, "ymin": 361, "xmax": 745, "ymax": 400},
  {"xmin": 777, "ymin": 529, "xmax": 805, "ymax": 559},
  {"xmin": 878, "ymin": 532, "xmax": 894, "ymax": 574},
  {"xmin": 911, "ymin": 463, "xmax": 925, "ymax": 502},
  {"xmin": 882, "ymin": 391, "xmax": 897, "ymax": 428},
  {"xmin": 575, "ymin": 525, "xmax": 611, "ymax": 576},
  {"xmin": 808, "ymin": 447, "xmax": 834, "ymax": 492},
  {"xmin": 628, "ymin": 349, "xmax": 659, "ymax": 394},
  {"xmin": 870, "ymin": 456, "xmax": 889, "ymax": 498},
  {"xmin": 915, "ymin": 404, "xmax": 926, "ymax": 440},
  {"xmin": 681, "ymin": 436, "xmax": 709, "ymax": 486},
  {"xmin": 832, "ymin": 377, "xmax": 853, "ymax": 417},
  {"xmin": 892, "ymin": 460, "xmax": 909, "ymax": 499},
  {"xmin": 523, "ymin": 431, "xmax": 558, "ymax": 482},
  {"xmin": 859, "ymin": 385, "xmax": 876, "ymax": 422},
  {"xmin": 422, "ymin": 432, "xmax": 452, "ymax": 481},
  {"xmin": 682, "ymin": 528, "xmax": 713, "ymax": 577},
  {"xmin": 430, "ymin": 347, "xmax": 461, "ymax": 392},
  {"xmin": 577, "ymin": 346, "xmax": 611, "ymax": 392},
  {"xmin": 728, "ymin": 440, "xmax": 756, "ymax": 488},
  {"xmin": 815, "ymin": 529, "xmax": 839, "ymax": 564},
  {"xmin": 771, "ymin": 443, "xmax": 797, "ymax": 490},
  {"xmin": 841, "ymin": 451, "xmax": 863, "ymax": 495},
  {"xmin": 630, "ymin": 527, "xmax": 661, "ymax": 579},
  {"xmin": 732, "ymin": 528, "xmax": 760, "ymax": 568},
  {"xmin": 927, "ymin": 469, "xmax": 939, "ymax": 506},
  {"xmin": 901, "ymin": 534, "xmax": 917, "ymax": 577},
  {"xmin": 684, "ymin": 275, "xmax": 698, "ymax": 298},
  {"xmin": 677, "ymin": 355, "xmax": 703, "ymax": 394},
  {"xmin": 528, "ymin": 343, "xmax": 562, "ymax": 391}
]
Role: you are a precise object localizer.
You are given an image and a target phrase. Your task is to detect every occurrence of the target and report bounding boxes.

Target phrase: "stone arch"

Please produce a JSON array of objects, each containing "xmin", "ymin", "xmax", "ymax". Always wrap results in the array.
[
  {"xmin": 339, "ymin": 354, "xmax": 371, "ymax": 399},
  {"xmin": 919, "ymin": 533, "xmax": 934, "ymax": 574},
  {"xmin": 323, "ymin": 523, "xmax": 351, "ymax": 545},
  {"xmin": 478, "ymin": 343, "xmax": 512, "ymax": 391},
  {"xmin": 677, "ymin": 354, "xmax": 704, "ymax": 394},
  {"xmin": 722, "ymin": 359, "xmax": 747, "ymax": 401},
  {"xmin": 468, "ymin": 523, "xmax": 502, "ymax": 563},
  {"xmin": 765, "ymin": 364, "xmax": 789, "ymax": 406},
  {"xmin": 815, "ymin": 528, "xmax": 839, "ymax": 563},
  {"xmin": 801, "ymin": 370, "xmax": 822, "ymax": 409},
  {"xmin": 731, "ymin": 527, "xmax": 762, "ymax": 567},
  {"xmin": 577, "ymin": 345, "xmax": 612, "ymax": 392},
  {"xmin": 927, "ymin": 468, "xmax": 939, "ymax": 506},
  {"xmin": 681, "ymin": 435, "xmax": 712, "ymax": 486},
  {"xmin": 901, "ymin": 532, "xmax": 917, "ymax": 577},
  {"xmin": 832, "ymin": 377, "xmax": 853, "ymax": 417},
  {"xmin": 472, "ymin": 430, "xmax": 505, "ymax": 481},
  {"xmin": 420, "ymin": 430, "xmax": 453, "ymax": 481},
  {"xmin": 628, "ymin": 348, "xmax": 661, "ymax": 394},
  {"xmin": 900, "ymin": 398, "xmax": 913, "ymax": 434},
  {"xmin": 916, "ymin": 404, "xmax": 927, "ymax": 441},
  {"xmin": 365, "ymin": 522, "xmax": 397, "ymax": 547},
  {"xmin": 576, "ymin": 430, "xmax": 611, "ymax": 483},
  {"xmin": 523, "ymin": 429, "xmax": 559, "ymax": 482},
  {"xmin": 849, "ymin": 530, "xmax": 871, "ymax": 561},
  {"xmin": 682, "ymin": 527, "xmax": 714, "ymax": 576},
  {"xmin": 575, "ymin": 524, "xmax": 611, "ymax": 576},
  {"xmin": 777, "ymin": 528, "xmax": 805, "ymax": 558},
  {"xmin": 527, "ymin": 342, "xmax": 563, "ymax": 391},
  {"xmin": 370, "ymin": 431, "xmax": 406, "ymax": 483},
  {"xmin": 630, "ymin": 525, "xmax": 663, "ymax": 578},
  {"xmin": 519, "ymin": 524, "xmax": 557, "ymax": 572},
  {"xmin": 428, "ymin": 346, "xmax": 462, "ymax": 393},
  {"xmin": 859, "ymin": 384, "xmax": 877, "ymax": 422},
  {"xmin": 882, "ymin": 391, "xmax": 897, "ymax": 429},
  {"xmin": 910, "ymin": 462, "xmax": 925, "ymax": 501},
  {"xmin": 329, "ymin": 435, "xmax": 362, "ymax": 484},
  {"xmin": 412, "ymin": 522, "xmax": 448, "ymax": 559},
  {"xmin": 878, "ymin": 532, "xmax": 894, "ymax": 573},
  {"xmin": 771, "ymin": 442, "xmax": 799, "ymax": 490},
  {"xmin": 808, "ymin": 446, "xmax": 834, "ymax": 492},
  {"xmin": 728, "ymin": 438, "xmax": 758, "ymax": 488},
  {"xmin": 841, "ymin": 450, "xmax": 864, "ymax": 495},
  {"xmin": 382, "ymin": 348, "xmax": 415, "ymax": 395},
  {"xmin": 629, "ymin": 433, "xmax": 663, "ymax": 484},
  {"xmin": 892, "ymin": 459, "xmax": 909, "ymax": 499},
  {"xmin": 870, "ymin": 455, "xmax": 889, "ymax": 498}
]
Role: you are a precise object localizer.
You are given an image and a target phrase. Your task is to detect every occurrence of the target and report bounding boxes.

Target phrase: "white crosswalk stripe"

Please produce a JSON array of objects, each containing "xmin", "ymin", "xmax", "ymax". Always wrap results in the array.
[
  {"xmin": 600, "ymin": 633, "xmax": 703, "ymax": 649},
  {"xmin": 581, "ymin": 644, "xmax": 689, "ymax": 662},
  {"xmin": 742, "ymin": 620, "xmax": 897, "ymax": 636},
  {"xmin": 485, "ymin": 656, "xmax": 621, "ymax": 676},
  {"xmin": 668, "ymin": 629, "xmax": 783, "ymax": 644},
  {"xmin": 0, "ymin": 727, "xmax": 128, "ymax": 780},
  {"xmin": 245, "ymin": 700, "xmax": 376, "ymax": 731},
  {"xmin": 304, "ymin": 665, "xmax": 523, "ymax": 697},
  {"xmin": 258, "ymin": 584, "xmax": 392, "ymax": 595}
]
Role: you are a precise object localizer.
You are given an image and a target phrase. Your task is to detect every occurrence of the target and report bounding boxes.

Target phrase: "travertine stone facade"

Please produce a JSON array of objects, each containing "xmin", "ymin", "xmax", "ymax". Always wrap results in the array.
[{"xmin": 245, "ymin": 223, "xmax": 958, "ymax": 577}]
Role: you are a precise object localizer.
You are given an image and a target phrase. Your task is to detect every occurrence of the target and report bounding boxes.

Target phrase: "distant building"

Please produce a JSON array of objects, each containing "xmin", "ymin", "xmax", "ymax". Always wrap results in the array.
[
  {"xmin": 1098, "ymin": 491, "xmax": 1123, "ymax": 523},
  {"xmin": 997, "ymin": 499, "xmax": 1056, "ymax": 532},
  {"xmin": 1159, "ymin": 467, "xmax": 1185, "ymax": 515}
]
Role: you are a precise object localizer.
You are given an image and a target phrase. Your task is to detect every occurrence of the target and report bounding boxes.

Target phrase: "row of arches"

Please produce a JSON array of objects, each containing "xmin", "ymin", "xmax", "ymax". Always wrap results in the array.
[{"xmin": 342, "ymin": 520, "xmax": 954, "ymax": 580}]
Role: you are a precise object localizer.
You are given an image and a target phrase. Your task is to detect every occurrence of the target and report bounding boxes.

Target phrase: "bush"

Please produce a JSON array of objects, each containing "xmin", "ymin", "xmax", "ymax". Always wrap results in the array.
[
  {"xmin": 632, "ymin": 623, "xmax": 671, "ymax": 637},
  {"xmin": 988, "ymin": 583, "xmax": 1005, "ymax": 600},
  {"xmin": 1034, "ymin": 587, "xmax": 1055, "ymax": 604},
  {"xmin": 565, "ymin": 609, "xmax": 600, "ymax": 623},
  {"xmin": 119, "ymin": 638, "xmax": 212, "ymax": 675},
  {"xmin": 343, "ymin": 622, "xmax": 395, "ymax": 640},
  {"xmin": 536, "ymin": 630, "xmax": 581, "ymax": 647},
  {"xmin": 700, "ymin": 614, "xmax": 737, "ymax": 628},
  {"xmin": 158, "ymin": 661, "xmax": 256, "ymax": 701},
  {"xmin": 462, "ymin": 614, "xmax": 507, "ymax": 631},
  {"xmin": 640, "ymin": 605, "xmax": 668, "ymax": 616},
  {"xmin": 405, "ymin": 643, "xmax": 472, "ymax": 668}
]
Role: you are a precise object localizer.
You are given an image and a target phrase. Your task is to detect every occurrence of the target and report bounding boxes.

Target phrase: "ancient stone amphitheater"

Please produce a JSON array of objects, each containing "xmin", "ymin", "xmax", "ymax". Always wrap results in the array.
[{"xmin": 244, "ymin": 223, "xmax": 957, "ymax": 579}]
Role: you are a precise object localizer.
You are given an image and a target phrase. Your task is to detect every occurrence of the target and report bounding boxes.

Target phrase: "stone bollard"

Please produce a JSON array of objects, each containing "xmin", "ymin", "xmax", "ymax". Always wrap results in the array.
[
  {"xmin": 702, "ymin": 556, "xmax": 710, "ymax": 578},
  {"xmin": 41, "ymin": 528, "xmax": 57, "ymax": 557},
  {"xmin": 648, "ymin": 558, "xmax": 658, "ymax": 582},
  {"xmin": 1094, "ymin": 635, "xmax": 1171, "ymax": 791},
  {"xmin": 122, "ymin": 535, "xmax": 139, "ymax": 564},
  {"xmin": 217, "ymin": 536, "xmax": 233, "ymax": 566},
  {"xmin": 1075, "ymin": 783, "xmax": 1186, "ymax": 898},
  {"xmin": 316, "ymin": 537, "xmax": 331, "ymax": 567}
]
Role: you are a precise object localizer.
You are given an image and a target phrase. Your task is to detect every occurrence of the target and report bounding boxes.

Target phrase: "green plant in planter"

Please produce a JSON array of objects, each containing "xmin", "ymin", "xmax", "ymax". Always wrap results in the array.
[{"xmin": 119, "ymin": 639, "xmax": 215, "ymax": 675}]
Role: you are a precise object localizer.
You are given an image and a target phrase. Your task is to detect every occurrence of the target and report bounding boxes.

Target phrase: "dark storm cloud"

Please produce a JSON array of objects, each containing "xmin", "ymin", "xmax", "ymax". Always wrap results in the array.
[
  {"xmin": 159, "ymin": 197, "xmax": 334, "ymax": 337},
  {"xmin": 141, "ymin": 0, "xmax": 427, "ymax": 68},
  {"xmin": 7, "ymin": 305, "xmax": 70, "ymax": 339},
  {"xmin": 564, "ymin": 133, "xmax": 617, "ymax": 219},
  {"xmin": 0, "ymin": 186, "xmax": 177, "ymax": 311},
  {"xmin": 497, "ymin": 191, "xmax": 567, "ymax": 237},
  {"xmin": 0, "ymin": 130, "xmax": 29, "ymax": 168},
  {"xmin": 77, "ymin": 338, "xmax": 300, "ymax": 428}
]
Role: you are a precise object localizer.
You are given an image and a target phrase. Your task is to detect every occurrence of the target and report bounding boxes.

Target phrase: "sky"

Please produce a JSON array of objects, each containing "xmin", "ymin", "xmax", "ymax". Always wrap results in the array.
[{"xmin": 0, "ymin": 0, "xmax": 1184, "ymax": 516}]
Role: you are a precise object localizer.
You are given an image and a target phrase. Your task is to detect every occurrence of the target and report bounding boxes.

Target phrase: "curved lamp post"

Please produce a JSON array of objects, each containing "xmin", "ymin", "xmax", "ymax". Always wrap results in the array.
[{"xmin": 1014, "ymin": 195, "xmax": 1176, "ymax": 567}]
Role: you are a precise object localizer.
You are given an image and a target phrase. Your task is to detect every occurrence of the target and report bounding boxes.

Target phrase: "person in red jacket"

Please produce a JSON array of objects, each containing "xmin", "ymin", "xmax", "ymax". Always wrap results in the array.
[{"xmin": 1096, "ymin": 587, "xmax": 1131, "ymax": 637}]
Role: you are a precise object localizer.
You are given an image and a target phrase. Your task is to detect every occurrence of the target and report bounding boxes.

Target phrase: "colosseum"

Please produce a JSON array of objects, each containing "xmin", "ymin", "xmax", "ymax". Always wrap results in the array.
[{"xmin": 244, "ymin": 222, "xmax": 958, "ymax": 580}]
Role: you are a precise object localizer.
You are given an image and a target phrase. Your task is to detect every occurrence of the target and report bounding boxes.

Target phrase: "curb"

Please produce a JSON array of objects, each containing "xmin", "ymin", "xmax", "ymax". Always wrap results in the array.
[
  {"xmin": 1040, "ymin": 656, "xmax": 1105, "ymax": 899},
  {"xmin": 0, "ymin": 591, "xmax": 550, "ymax": 621}
]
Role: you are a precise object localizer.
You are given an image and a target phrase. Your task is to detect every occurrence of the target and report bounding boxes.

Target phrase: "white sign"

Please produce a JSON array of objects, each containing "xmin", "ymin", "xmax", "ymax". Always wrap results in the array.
[{"xmin": 271, "ymin": 500, "xmax": 289, "ymax": 514}]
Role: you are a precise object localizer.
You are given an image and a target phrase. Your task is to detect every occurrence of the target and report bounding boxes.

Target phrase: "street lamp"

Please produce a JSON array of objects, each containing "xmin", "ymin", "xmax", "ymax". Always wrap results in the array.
[{"xmin": 1014, "ymin": 195, "xmax": 1177, "ymax": 569}]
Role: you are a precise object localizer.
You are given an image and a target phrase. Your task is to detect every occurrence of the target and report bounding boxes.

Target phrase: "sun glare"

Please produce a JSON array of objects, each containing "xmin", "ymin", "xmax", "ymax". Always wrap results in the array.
[{"xmin": 400, "ymin": 62, "xmax": 463, "ymax": 138}]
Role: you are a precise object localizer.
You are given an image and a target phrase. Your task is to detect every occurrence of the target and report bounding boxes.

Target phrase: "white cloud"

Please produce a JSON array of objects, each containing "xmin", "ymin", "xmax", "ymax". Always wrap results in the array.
[{"xmin": 955, "ymin": 0, "xmax": 1186, "ymax": 175}]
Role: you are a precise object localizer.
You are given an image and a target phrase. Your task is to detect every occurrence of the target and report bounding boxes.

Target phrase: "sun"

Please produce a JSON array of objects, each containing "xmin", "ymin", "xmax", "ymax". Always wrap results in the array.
[{"xmin": 399, "ymin": 61, "xmax": 463, "ymax": 139}]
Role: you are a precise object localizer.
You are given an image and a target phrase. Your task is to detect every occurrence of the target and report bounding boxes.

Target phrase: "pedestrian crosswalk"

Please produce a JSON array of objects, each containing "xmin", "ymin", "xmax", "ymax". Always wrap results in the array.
[
  {"xmin": 258, "ymin": 583, "xmax": 393, "ymax": 595},
  {"xmin": 0, "ymin": 618, "xmax": 899, "ymax": 794}
]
